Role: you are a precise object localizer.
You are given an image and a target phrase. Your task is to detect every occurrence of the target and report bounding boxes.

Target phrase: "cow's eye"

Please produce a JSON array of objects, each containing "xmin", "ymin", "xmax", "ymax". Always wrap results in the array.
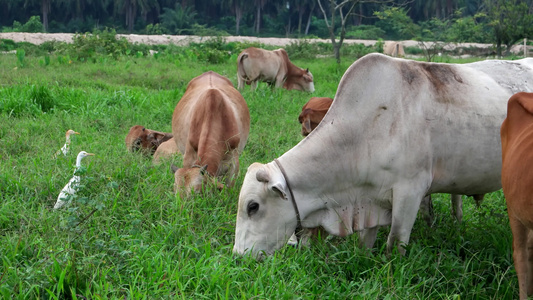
[{"xmin": 247, "ymin": 201, "xmax": 259, "ymax": 217}]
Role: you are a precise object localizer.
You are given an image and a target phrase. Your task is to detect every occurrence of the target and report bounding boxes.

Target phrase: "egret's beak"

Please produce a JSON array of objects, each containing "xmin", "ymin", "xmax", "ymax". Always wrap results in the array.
[
  {"xmin": 74, "ymin": 132, "xmax": 80, "ymax": 135},
  {"xmin": 86, "ymin": 153, "xmax": 95, "ymax": 156}
]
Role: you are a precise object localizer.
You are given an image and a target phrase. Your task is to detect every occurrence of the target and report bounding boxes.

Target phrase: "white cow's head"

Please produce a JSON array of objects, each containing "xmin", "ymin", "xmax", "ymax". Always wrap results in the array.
[{"xmin": 233, "ymin": 162, "xmax": 299, "ymax": 258}]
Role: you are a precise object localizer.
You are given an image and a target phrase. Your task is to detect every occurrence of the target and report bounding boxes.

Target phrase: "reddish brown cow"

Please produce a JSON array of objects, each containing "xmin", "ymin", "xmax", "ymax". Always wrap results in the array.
[
  {"xmin": 125, "ymin": 125, "xmax": 173, "ymax": 154},
  {"xmin": 298, "ymin": 97, "xmax": 333, "ymax": 136},
  {"xmin": 171, "ymin": 71, "xmax": 250, "ymax": 197},
  {"xmin": 237, "ymin": 47, "xmax": 315, "ymax": 92},
  {"xmin": 501, "ymin": 92, "xmax": 533, "ymax": 300}
]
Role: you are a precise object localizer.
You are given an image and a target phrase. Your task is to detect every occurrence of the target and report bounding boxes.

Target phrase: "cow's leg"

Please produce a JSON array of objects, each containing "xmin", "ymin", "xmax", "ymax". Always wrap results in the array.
[
  {"xmin": 225, "ymin": 150, "xmax": 240, "ymax": 188},
  {"xmin": 451, "ymin": 194, "xmax": 463, "ymax": 222},
  {"xmin": 249, "ymin": 80, "xmax": 258, "ymax": 90},
  {"xmin": 527, "ymin": 230, "xmax": 533, "ymax": 296},
  {"xmin": 387, "ymin": 185, "xmax": 426, "ymax": 255},
  {"xmin": 237, "ymin": 76, "xmax": 244, "ymax": 90},
  {"xmin": 473, "ymin": 194, "xmax": 484, "ymax": 207},
  {"xmin": 274, "ymin": 75, "xmax": 285, "ymax": 89},
  {"xmin": 509, "ymin": 214, "xmax": 529, "ymax": 300},
  {"xmin": 419, "ymin": 195, "xmax": 434, "ymax": 226},
  {"xmin": 358, "ymin": 227, "xmax": 379, "ymax": 249}
]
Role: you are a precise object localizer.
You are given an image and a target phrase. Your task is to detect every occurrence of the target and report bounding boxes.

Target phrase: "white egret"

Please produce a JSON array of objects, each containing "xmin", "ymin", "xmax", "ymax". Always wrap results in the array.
[
  {"xmin": 53, "ymin": 129, "xmax": 80, "ymax": 158},
  {"xmin": 54, "ymin": 151, "xmax": 94, "ymax": 209}
]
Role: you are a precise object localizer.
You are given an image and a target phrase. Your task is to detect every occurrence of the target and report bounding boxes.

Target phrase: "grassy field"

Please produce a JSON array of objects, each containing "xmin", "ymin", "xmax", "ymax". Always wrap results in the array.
[{"xmin": 0, "ymin": 46, "xmax": 517, "ymax": 299}]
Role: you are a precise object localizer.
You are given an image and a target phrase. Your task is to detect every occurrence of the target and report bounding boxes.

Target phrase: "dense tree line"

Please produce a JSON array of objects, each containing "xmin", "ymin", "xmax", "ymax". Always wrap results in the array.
[{"xmin": 1, "ymin": 0, "xmax": 533, "ymax": 56}]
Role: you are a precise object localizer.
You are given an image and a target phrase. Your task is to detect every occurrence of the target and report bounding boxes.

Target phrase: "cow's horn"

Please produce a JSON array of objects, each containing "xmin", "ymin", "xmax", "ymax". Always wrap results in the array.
[{"xmin": 256, "ymin": 168, "xmax": 269, "ymax": 183}]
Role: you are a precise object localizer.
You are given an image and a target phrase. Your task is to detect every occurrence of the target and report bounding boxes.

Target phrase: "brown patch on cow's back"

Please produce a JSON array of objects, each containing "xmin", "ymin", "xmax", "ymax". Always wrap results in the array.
[{"xmin": 400, "ymin": 60, "xmax": 465, "ymax": 104}]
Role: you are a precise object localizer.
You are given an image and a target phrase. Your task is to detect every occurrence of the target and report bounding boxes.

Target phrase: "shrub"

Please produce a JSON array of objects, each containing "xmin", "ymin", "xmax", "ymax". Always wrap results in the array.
[
  {"xmin": 21, "ymin": 16, "xmax": 43, "ymax": 33},
  {"xmin": 16, "ymin": 48, "xmax": 25, "ymax": 67},
  {"xmin": 66, "ymin": 28, "xmax": 129, "ymax": 61},
  {"xmin": 345, "ymin": 25, "xmax": 386, "ymax": 40},
  {"xmin": 0, "ymin": 39, "xmax": 16, "ymax": 51},
  {"xmin": 29, "ymin": 85, "xmax": 56, "ymax": 113},
  {"xmin": 145, "ymin": 23, "xmax": 167, "ymax": 35}
]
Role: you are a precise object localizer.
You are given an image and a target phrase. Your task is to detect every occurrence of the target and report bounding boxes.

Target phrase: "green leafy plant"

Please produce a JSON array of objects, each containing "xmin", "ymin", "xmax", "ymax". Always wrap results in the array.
[{"xmin": 16, "ymin": 48, "xmax": 25, "ymax": 67}]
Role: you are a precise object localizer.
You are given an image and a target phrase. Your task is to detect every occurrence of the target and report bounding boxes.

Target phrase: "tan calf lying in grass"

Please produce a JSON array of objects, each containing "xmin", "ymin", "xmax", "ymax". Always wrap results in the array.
[
  {"xmin": 171, "ymin": 71, "xmax": 250, "ymax": 197},
  {"xmin": 501, "ymin": 92, "xmax": 533, "ymax": 300},
  {"xmin": 153, "ymin": 138, "xmax": 179, "ymax": 165},
  {"xmin": 125, "ymin": 125, "xmax": 173, "ymax": 155}
]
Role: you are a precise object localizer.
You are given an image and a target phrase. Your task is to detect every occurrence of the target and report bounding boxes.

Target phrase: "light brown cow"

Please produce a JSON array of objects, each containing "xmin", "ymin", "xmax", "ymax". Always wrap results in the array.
[
  {"xmin": 171, "ymin": 71, "xmax": 250, "ymax": 197},
  {"xmin": 237, "ymin": 47, "xmax": 315, "ymax": 92},
  {"xmin": 298, "ymin": 97, "xmax": 333, "ymax": 136},
  {"xmin": 153, "ymin": 138, "xmax": 179, "ymax": 165},
  {"xmin": 125, "ymin": 125, "xmax": 173, "ymax": 155},
  {"xmin": 383, "ymin": 41, "xmax": 405, "ymax": 57},
  {"xmin": 501, "ymin": 92, "xmax": 533, "ymax": 300}
]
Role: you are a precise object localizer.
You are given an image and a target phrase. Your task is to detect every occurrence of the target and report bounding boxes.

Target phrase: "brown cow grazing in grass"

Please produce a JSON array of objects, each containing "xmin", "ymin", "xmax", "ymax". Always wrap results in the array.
[
  {"xmin": 125, "ymin": 125, "xmax": 173, "ymax": 155},
  {"xmin": 171, "ymin": 71, "xmax": 250, "ymax": 197},
  {"xmin": 501, "ymin": 92, "xmax": 533, "ymax": 300},
  {"xmin": 153, "ymin": 138, "xmax": 179, "ymax": 165},
  {"xmin": 298, "ymin": 97, "xmax": 333, "ymax": 136},
  {"xmin": 237, "ymin": 47, "xmax": 315, "ymax": 92}
]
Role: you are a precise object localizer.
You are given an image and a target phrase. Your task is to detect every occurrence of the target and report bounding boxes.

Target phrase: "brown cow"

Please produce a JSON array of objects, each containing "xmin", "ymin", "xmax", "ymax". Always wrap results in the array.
[
  {"xmin": 298, "ymin": 97, "xmax": 333, "ymax": 136},
  {"xmin": 501, "ymin": 92, "xmax": 533, "ymax": 300},
  {"xmin": 125, "ymin": 125, "xmax": 173, "ymax": 155},
  {"xmin": 171, "ymin": 71, "xmax": 250, "ymax": 197},
  {"xmin": 237, "ymin": 47, "xmax": 315, "ymax": 92},
  {"xmin": 383, "ymin": 41, "xmax": 405, "ymax": 57}
]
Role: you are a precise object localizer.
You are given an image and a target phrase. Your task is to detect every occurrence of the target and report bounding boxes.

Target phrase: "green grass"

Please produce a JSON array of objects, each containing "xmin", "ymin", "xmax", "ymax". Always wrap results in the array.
[{"xmin": 0, "ymin": 50, "xmax": 518, "ymax": 299}]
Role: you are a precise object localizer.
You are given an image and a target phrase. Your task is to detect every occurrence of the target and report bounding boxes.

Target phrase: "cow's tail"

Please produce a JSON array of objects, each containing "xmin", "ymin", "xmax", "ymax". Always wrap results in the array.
[{"xmin": 237, "ymin": 52, "xmax": 249, "ymax": 90}]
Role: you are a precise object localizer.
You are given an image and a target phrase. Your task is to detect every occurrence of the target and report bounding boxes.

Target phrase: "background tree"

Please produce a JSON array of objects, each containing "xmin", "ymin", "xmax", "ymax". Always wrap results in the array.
[
  {"xmin": 160, "ymin": 3, "xmax": 197, "ymax": 34},
  {"xmin": 318, "ymin": 0, "xmax": 398, "ymax": 63},
  {"xmin": 483, "ymin": 0, "xmax": 533, "ymax": 57}
]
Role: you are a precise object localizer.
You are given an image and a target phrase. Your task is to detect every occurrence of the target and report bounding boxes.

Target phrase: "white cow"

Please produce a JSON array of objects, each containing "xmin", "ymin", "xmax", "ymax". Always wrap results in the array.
[{"xmin": 233, "ymin": 53, "xmax": 533, "ymax": 257}]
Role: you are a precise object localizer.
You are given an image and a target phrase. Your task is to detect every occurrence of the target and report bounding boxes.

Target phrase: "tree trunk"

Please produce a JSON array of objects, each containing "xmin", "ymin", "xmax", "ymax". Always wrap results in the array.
[
  {"xmin": 298, "ymin": 7, "xmax": 305, "ymax": 37},
  {"xmin": 235, "ymin": 5, "xmax": 242, "ymax": 35},
  {"xmin": 286, "ymin": 15, "xmax": 291, "ymax": 37},
  {"xmin": 255, "ymin": 6, "xmax": 261, "ymax": 33},
  {"xmin": 334, "ymin": 42, "xmax": 341, "ymax": 63},
  {"xmin": 42, "ymin": 0, "xmax": 49, "ymax": 32},
  {"xmin": 125, "ymin": 0, "xmax": 136, "ymax": 33},
  {"xmin": 305, "ymin": 4, "xmax": 315, "ymax": 35}
]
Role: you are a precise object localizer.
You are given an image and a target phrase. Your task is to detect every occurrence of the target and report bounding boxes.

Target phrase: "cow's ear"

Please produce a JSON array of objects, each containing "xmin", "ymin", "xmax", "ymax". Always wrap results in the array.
[
  {"xmin": 171, "ymin": 164, "xmax": 179, "ymax": 173},
  {"xmin": 270, "ymin": 182, "xmax": 288, "ymax": 200},
  {"xmin": 303, "ymin": 119, "xmax": 312, "ymax": 133},
  {"xmin": 151, "ymin": 132, "xmax": 167, "ymax": 144},
  {"xmin": 200, "ymin": 165, "xmax": 208, "ymax": 175},
  {"xmin": 306, "ymin": 68, "xmax": 309, "ymax": 73}
]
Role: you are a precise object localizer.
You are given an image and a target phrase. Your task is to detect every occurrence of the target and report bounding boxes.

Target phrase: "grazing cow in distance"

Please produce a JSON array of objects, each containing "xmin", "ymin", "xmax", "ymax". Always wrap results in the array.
[
  {"xmin": 501, "ymin": 92, "xmax": 533, "ymax": 300},
  {"xmin": 172, "ymin": 71, "xmax": 250, "ymax": 197},
  {"xmin": 233, "ymin": 53, "xmax": 533, "ymax": 258},
  {"xmin": 153, "ymin": 138, "xmax": 179, "ymax": 165},
  {"xmin": 125, "ymin": 125, "xmax": 173, "ymax": 155},
  {"xmin": 237, "ymin": 47, "xmax": 315, "ymax": 92},
  {"xmin": 298, "ymin": 97, "xmax": 333, "ymax": 136},
  {"xmin": 383, "ymin": 41, "xmax": 405, "ymax": 57}
]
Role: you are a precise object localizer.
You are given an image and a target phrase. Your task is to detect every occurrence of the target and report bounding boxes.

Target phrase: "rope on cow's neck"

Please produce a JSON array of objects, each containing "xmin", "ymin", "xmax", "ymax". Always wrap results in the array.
[{"xmin": 274, "ymin": 158, "xmax": 302, "ymax": 238}]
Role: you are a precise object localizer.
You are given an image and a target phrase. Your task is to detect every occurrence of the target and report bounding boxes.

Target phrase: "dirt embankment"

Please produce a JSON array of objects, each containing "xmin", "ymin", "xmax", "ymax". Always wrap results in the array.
[{"xmin": 2, "ymin": 32, "xmax": 529, "ymax": 57}]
